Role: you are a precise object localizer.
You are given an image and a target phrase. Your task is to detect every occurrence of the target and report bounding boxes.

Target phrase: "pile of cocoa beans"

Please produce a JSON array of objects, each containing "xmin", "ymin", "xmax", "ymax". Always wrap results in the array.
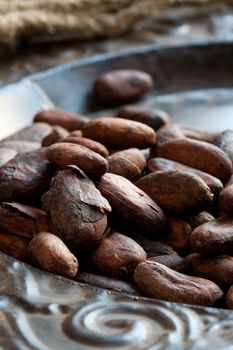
[{"xmin": 1, "ymin": 68, "xmax": 233, "ymax": 309}]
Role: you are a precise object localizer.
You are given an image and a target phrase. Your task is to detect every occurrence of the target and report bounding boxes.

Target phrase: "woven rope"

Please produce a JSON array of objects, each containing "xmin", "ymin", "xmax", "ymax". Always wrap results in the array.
[{"xmin": 0, "ymin": 0, "xmax": 232, "ymax": 47}]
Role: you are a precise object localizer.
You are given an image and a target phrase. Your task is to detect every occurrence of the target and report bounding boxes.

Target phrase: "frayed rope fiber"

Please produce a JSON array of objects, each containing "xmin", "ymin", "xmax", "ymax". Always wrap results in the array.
[{"xmin": 0, "ymin": 0, "xmax": 233, "ymax": 47}]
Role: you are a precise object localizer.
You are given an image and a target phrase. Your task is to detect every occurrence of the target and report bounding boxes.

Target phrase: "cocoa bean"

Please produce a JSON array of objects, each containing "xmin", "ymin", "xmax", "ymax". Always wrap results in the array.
[
  {"xmin": 108, "ymin": 148, "xmax": 146, "ymax": 181},
  {"xmin": 91, "ymin": 230, "xmax": 146, "ymax": 277},
  {"xmin": 215, "ymin": 129, "xmax": 233, "ymax": 164},
  {"xmin": 219, "ymin": 175, "xmax": 233, "ymax": 215},
  {"xmin": 34, "ymin": 109, "xmax": 89, "ymax": 131},
  {"xmin": 133, "ymin": 235, "xmax": 178, "ymax": 257},
  {"xmin": 136, "ymin": 170, "xmax": 213, "ymax": 214},
  {"xmin": 42, "ymin": 125, "xmax": 69, "ymax": 147},
  {"xmin": 153, "ymin": 138, "xmax": 232, "ymax": 182},
  {"xmin": 186, "ymin": 211, "xmax": 215, "ymax": 230},
  {"xmin": 190, "ymin": 217, "xmax": 233, "ymax": 255},
  {"xmin": 118, "ymin": 106, "xmax": 170, "ymax": 130},
  {"xmin": 146, "ymin": 157, "xmax": 223, "ymax": 196},
  {"xmin": 0, "ymin": 148, "xmax": 55, "ymax": 202},
  {"xmin": 46, "ymin": 142, "xmax": 108, "ymax": 177},
  {"xmin": 134, "ymin": 260, "xmax": 223, "ymax": 306},
  {"xmin": 0, "ymin": 202, "xmax": 50, "ymax": 238},
  {"xmin": 82, "ymin": 117, "xmax": 156, "ymax": 149},
  {"xmin": 94, "ymin": 69, "xmax": 153, "ymax": 105},
  {"xmin": 157, "ymin": 218, "xmax": 192, "ymax": 251},
  {"xmin": 63, "ymin": 136, "xmax": 109, "ymax": 157},
  {"xmin": 148, "ymin": 255, "xmax": 188, "ymax": 273},
  {"xmin": 76, "ymin": 272, "xmax": 141, "ymax": 296},
  {"xmin": 226, "ymin": 286, "xmax": 233, "ymax": 309},
  {"xmin": 96, "ymin": 173, "xmax": 166, "ymax": 236},
  {"xmin": 49, "ymin": 167, "xmax": 111, "ymax": 247},
  {"xmin": 28, "ymin": 232, "xmax": 78, "ymax": 278},
  {"xmin": 187, "ymin": 253, "xmax": 233, "ymax": 287},
  {"xmin": 177, "ymin": 124, "xmax": 218, "ymax": 143},
  {"xmin": 0, "ymin": 232, "xmax": 29, "ymax": 261}
]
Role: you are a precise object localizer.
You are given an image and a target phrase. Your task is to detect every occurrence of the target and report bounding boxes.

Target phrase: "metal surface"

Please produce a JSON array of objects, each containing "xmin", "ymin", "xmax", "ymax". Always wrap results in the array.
[{"xmin": 1, "ymin": 41, "xmax": 233, "ymax": 349}]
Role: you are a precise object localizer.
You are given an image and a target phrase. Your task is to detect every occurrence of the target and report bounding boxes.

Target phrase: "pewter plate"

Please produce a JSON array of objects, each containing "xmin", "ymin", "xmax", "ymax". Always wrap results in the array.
[{"xmin": 1, "ymin": 42, "xmax": 233, "ymax": 350}]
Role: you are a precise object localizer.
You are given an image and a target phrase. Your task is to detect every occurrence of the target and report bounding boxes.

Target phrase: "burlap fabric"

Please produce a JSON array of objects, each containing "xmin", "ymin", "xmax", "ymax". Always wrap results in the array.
[{"xmin": 0, "ymin": 0, "xmax": 233, "ymax": 47}]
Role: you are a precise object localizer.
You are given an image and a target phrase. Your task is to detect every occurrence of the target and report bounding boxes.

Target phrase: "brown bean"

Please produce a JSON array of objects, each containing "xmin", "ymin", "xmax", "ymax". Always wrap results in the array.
[
  {"xmin": 157, "ymin": 218, "xmax": 192, "ymax": 251},
  {"xmin": 0, "ymin": 202, "xmax": 50, "ymax": 238},
  {"xmin": 118, "ymin": 105, "xmax": 170, "ymax": 130},
  {"xmin": 28, "ymin": 232, "xmax": 78, "ymax": 278},
  {"xmin": 0, "ymin": 232, "xmax": 29, "ymax": 261},
  {"xmin": 146, "ymin": 157, "xmax": 223, "ymax": 196},
  {"xmin": 190, "ymin": 217, "xmax": 233, "ymax": 255},
  {"xmin": 133, "ymin": 235, "xmax": 178, "ymax": 257},
  {"xmin": 34, "ymin": 109, "xmax": 89, "ymax": 131},
  {"xmin": 136, "ymin": 170, "xmax": 213, "ymax": 214},
  {"xmin": 134, "ymin": 260, "xmax": 223, "ymax": 306},
  {"xmin": 226, "ymin": 286, "xmax": 233, "ymax": 309},
  {"xmin": 219, "ymin": 175, "xmax": 233, "ymax": 215},
  {"xmin": 76, "ymin": 272, "xmax": 141, "ymax": 296},
  {"xmin": 82, "ymin": 117, "xmax": 156, "ymax": 149},
  {"xmin": 42, "ymin": 125, "xmax": 69, "ymax": 146},
  {"xmin": 215, "ymin": 129, "xmax": 233, "ymax": 164},
  {"xmin": 94, "ymin": 69, "xmax": 153, "ymax": 105},
  {"xmin": 96, "ymin": 173, "xmax": 166, "ymax": 237},
  {"xmin": 177, "ymin": 124, "xmax": 218, "ymax": 143},
  {"xmin": 108, "ymin": 148, "xmax": 146, "ymax": 181},
  {"xmin": 91, "ymin": 231, "xmax": 146, "ymax": 277},
  {"xmin": 186, "ymin": 211, "xmax": 215, "ymax": 230},
  {"xmin": 187, "ymin": 253, "xmax": 233, "ymax": 287},
  {"xmin": 63, "ymin": 136, "xmax": 109, "ymax": 157},
  {"xmin": 0, "ymin": 148, "xmax": 55, "ymax": 202},
  {"xmin": 153, "ymin": 138, "xmax": 232, "ymax": 182},
  {"xmin": 148, "ymin": 255, "xmax": 188, "ymax": 273},
  {"xmin": 49, "ymin": 167, "xmax": 111, "ymax": 247},
  {"xmin": 46, "ymin": 142, "xmax": 108, "ymax": 178}
]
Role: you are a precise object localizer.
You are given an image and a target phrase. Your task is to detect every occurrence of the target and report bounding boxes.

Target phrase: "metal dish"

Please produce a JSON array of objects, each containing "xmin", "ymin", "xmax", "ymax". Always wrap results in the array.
[{"xmin": 1, "ymin": 41, "xmax": 233, "ymax": 350}]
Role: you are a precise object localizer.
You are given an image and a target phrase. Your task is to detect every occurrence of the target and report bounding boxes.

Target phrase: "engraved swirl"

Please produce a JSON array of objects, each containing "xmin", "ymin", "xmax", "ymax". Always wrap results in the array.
[{"xmin": 1, "ymin": 252, "xmax": 233, "ymax": 349}]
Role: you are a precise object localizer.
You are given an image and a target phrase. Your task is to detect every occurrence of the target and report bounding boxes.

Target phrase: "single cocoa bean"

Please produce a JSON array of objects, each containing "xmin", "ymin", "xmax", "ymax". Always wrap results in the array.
[
  {"xmin": 146, "ymin": 157, "xmax": 223, "ymax": 196},
  {"xmin": 0, "ymin": 232, "xmax": 29, "ymax": 261},
  {"xmin": 108, "ymin": 148, "xmax": 146, "ymax": 181},
  {"xmin": 153, "ymin": 138, "xmax": 232, "ymax": 182},
  {"xmin": 134, "ymin": 260, "xmax": 223, "ymax": 306},
  {"xmin": 42, "ymin": 125, "xmax": 69, "ymax": 146},
  {"xmin": 82, "ymin": 117, "xmax": 156, "ymax": 149},
  {"xmin": 136, "ymin": 170, "xmax": 213, "ymax": 214},
  {"xmin": 46, "ymin": 142, "xmax": 108, "ymax": 177},
  {"xmin": 151, "ymin": 124, "xmax": 184, "ymax": 151},
  {"xmin": 0, "ymin": 148, "xmax": 55, "ymax": 202},
  {"xmin": 190, "ymin": 217, "xmax": 233, "ymax": 255},
  {"xmin": 63, "ymin": 136, "xmax": 109, "ymax": 157},
  {"xmin": 157, "ymin": 218, "xmax": 192, "ymax": 251},
  {"xmin": 94, "ymin": 69, "xmax": 153, "ymax": 105},
  {"xmin": 0, "ymin": 202, "xmax": 50, "ymax": 238},
  {"xmin": 28, "ymin": 232, "xmax": 78, "ymax": 278},
  {"xmin": 177, "ymin": 124, "xmax": 218, "ymax": 143},
  {"xmin": 96, "ymin": 173, "xmax": 166, "ymax": 236},
  {"xmin": 148, "ymin": 255, "xmax": 188, "ymax": 273},
  {"xmin": 34, "ymin": 109, "xmax": 89, "ymax": 131},
  {"xmin": 186, "ymin": 211, "xmax": 215, "ymax": 230},
  {"xmin": 76, "ymin": 272, "xmax": 141, "ymax": 296},
  {"xmin": 133, "ymin": 235, "xmax": 178, "ymax": 257},
  {"xmin": 91, "ymin": 230, "xmax": 146, "ymax": 277},
  {"xmin": 187, "ymin": 253, "xmax": 233, "ymax": 287},
  {"xmin": 226, "ymin": 286, "xmax": 233, "ymax": 309},
  {"xmin": 215, "ymin": 129, "xmax": 233, "ymax": 164},
  {"xmin": 118, "ymin": 106, "xmax": 170, "ymax": 130},
  {"xmin": 49, "ymin": 167, "xmax": 111, "ymax": 247},
  {"xmin": 219, "ymin": 175, "xmax": 233, "ymax": 215}
]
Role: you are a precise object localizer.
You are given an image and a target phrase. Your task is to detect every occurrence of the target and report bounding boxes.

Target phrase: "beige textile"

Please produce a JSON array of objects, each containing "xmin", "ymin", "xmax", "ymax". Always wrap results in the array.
[{"xmin": 0, "ymin": 0, "xmax": 233, "ymax": 47}]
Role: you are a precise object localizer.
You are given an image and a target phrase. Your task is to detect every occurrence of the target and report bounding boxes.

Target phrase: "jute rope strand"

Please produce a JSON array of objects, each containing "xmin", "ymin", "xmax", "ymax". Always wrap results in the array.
[{"xmin": 0, "ymin": 0, "xmax": 232, "ymax": 47}]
